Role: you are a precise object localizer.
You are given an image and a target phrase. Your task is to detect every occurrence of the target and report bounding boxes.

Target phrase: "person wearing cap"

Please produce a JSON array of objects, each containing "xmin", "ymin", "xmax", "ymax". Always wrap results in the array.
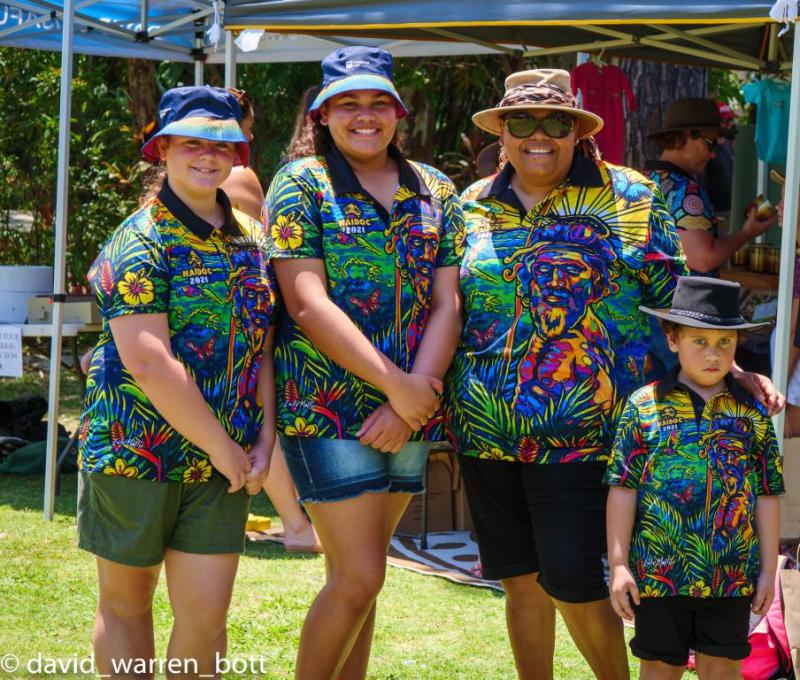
[
  {"xmin": 77, "ymin": 85, "xmax": 278, "ymax": 675},
  {"xmin": 264, "ymin": 46, "xmax": 464, "ymax": 678},
  {"xmin": 445, "ymin": 69, "xmax": 782, "ymax": 680},
  {"xmin": 645, "ymin": 98, "xmax": 774, "ymax": 276},
  {"xmin": 606, "ymin": 276, "xmax": 783, "ymax": 679}
]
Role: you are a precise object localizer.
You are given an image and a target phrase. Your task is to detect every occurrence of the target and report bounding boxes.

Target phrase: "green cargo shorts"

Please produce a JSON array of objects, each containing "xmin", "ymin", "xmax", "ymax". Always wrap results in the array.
[{"xmin": 77, "ymin": 471, "xmax": 250, "ymax": 567}]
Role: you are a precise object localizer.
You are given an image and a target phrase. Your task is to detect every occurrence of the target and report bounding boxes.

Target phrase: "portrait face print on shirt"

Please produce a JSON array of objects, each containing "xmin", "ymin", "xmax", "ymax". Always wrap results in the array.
[
  {"xmin": 402, "ymin": 217, "xmax": 440, "ymax": 306},
  {"xmin": 505, "ymin": 220, "xmax": 619, "ymax": 420}
]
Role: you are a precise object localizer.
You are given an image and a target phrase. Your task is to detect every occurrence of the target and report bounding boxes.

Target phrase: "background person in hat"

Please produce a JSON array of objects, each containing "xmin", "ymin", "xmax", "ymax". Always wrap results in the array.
[
  {"xmin": 77, "ymin": 85, "xmax": 278, "ymax": 676},
  {"xmin": 644, "ymin": 98, "xmax": 774, "ymax": 276},
  {"xmin": 264, "ymin": 46, "xmax": 464, "ymax": 678},
  {"xmin": 606, "ymin": 276, "xmax": 783, "ymax": 680},
  {"xmin": 444, "ymin": 69, "xmax": 783, "ymax": 680}
]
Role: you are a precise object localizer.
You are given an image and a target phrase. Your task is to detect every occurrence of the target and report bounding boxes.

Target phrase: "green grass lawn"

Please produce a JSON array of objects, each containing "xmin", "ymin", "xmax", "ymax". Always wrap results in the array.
[{"xmin": 0, "ymin": 373, "xmax": 641, "ymax": 679}]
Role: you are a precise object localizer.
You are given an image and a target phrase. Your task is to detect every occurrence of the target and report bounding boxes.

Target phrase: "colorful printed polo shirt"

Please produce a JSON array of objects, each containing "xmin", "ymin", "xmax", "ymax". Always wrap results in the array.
[
  {"xmin": 644, "ymin": 160, "xmax": 718, "ymax": 275},
  {"xmin": 78, "ymin": 181, "xmax": 278, "ymax": 483},
  {"xmin": 265, "ymin": 144, "xmax": 464, "ymax": 440},
  {"xmin": 445, "ymin": 156, "xmax": 687, "ymax": 464},
  {"xmin": 605, "ymin": 374, "xmax": 784, "ymax": 598}
]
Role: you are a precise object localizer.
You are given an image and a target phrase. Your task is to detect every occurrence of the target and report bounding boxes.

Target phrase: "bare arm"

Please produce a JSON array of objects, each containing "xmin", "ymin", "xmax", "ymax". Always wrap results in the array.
[
  {"xmin": 273, "ymin": 258, "xmax": 441, "ymax": 430},
  {"xmin": 607, "ymin": 486, "xmax": 640, "ymax": 620},
  {"xmin": 358, "ymin": 266, "xmax": 462, "ymax": 452},
  {"xmin": 110, "ymin": 313, "xmax": 250, "ymax": 491},
  {"xmin": 753, "ymin": 495, "xmax": 780, "ymax": 615},
  {"xmin": 221, "ymin": 167, "xmax": 265, "ymax": 223},
  {"xmin": 680, "ymin": 210, "xmax": 774, "ymax": 273}
]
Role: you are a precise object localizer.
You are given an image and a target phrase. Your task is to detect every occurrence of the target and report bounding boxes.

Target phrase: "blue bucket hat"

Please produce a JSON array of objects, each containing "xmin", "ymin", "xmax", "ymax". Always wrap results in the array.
[
  {"xmin": 307, "ymin": 46, "xmax": 408, "ymax": 121},
  {"xmin": 141, "ymin": 86, "xmax": 250, "ymax": 166}
]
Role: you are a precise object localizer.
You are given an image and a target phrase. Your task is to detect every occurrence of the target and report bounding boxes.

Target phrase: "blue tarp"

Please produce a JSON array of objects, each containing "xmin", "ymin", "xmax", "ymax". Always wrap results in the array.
[{"xmin": 0, "ymin": 0, "xmax": 791, "ymax": 68}]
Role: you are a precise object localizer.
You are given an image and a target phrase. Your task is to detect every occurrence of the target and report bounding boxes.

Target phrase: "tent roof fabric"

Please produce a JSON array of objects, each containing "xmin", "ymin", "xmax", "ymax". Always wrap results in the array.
[{"xmin": 0, "ymin": 0, "xmax": 792, "ymax": 69}]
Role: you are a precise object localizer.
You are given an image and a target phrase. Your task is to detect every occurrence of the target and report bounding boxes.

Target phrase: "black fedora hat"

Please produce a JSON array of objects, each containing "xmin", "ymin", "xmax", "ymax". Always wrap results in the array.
[
  {"xmin": 647, "ymin": 98, "xmax": 720, "ymax": 139},
  {"xmin": 639, "ymin": 276, "xmax": 768, "ymax": 330}
]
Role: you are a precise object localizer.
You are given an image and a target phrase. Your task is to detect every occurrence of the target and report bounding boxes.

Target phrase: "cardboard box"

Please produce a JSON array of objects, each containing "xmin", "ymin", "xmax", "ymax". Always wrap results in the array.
[
  {"xmin": 781, "ymin": 438, "xmax": 800, "ymax": 541},
  {"xmin": 395, "ymin": 448, "xmax": 473, "ymax": 536},
  {"xmin": 27, "ymin": 294, "xmax": 101, "ymax": 325},
  {"xmin": 0, "ymin": 266, "xmax": 53, "ymax": 323}
]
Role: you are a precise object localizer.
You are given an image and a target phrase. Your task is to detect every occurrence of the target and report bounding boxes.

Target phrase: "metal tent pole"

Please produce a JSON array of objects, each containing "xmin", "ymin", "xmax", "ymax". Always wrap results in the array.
[
  {"xmin": 224, "ymin": 29, "xmax": 236, "ymax": 88},
  {"xmin": 771, "ymin": 22, "xmax": 800, "ymax": 445},
  {"xmin": 43, "ymin": 0, "xmax": 76, "ymax": 520}
]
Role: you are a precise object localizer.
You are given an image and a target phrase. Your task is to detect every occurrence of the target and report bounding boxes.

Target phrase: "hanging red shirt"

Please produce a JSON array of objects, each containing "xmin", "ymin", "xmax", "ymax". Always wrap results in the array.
[{"xmin": 571, "ymin": 62, "xmax": 636, "ymax": 165}]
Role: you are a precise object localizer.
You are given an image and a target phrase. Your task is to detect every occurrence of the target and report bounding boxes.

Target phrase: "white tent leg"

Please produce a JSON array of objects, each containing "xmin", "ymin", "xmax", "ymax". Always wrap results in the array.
[
  {"xmin": 194, "ymin": 59, "xmax": 204, "ymax": 85},
  {"xmin": 224, "ymin": 30, "xmax": 236, "ymax": 88},
  {"xmin": 771, "ymin": 23, "xmax": 800, "ymax": 447},
  {"xmin": 43, "ymin": 0, "xmax": 76, "ymax": 520}
]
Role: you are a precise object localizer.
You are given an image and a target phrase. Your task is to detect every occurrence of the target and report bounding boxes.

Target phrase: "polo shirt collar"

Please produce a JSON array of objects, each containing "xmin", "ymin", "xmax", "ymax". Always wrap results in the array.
[
  {"xmin": 655, "ymin": 366, "xmax": 752, "ymax": 406},
  {"xmin": 477, "ymin": 152, "xmax": 604, "ymax": 204},
  {"xmin": 325, "ymin": 143, "xmax": 430, "ymax": 199},
  {"xmin": 158, "ymin": 178, "xmax": 238, "ymax": 240},
  {"xmin": 644, "ymin": 159, "xmax": 693, "ymax": 182}
]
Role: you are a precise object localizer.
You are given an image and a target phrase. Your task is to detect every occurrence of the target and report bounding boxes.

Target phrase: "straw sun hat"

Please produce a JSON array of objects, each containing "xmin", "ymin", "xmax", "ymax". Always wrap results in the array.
[{"xmin": 472, "ymin": 68, "xmax": 604, "ymax": 140}]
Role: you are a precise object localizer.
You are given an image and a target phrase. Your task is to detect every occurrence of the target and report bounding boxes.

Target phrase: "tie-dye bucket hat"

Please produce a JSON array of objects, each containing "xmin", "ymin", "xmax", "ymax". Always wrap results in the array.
[{"xmin": 141, "ymin": 86, "xmax": 250, "ymax": 166}]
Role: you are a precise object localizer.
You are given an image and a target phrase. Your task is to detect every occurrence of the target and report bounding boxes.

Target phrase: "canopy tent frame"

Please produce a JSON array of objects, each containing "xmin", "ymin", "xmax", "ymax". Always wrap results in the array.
[{"xmin": 2, "ymin": 0, "xmax": 793, "ymax": 518}]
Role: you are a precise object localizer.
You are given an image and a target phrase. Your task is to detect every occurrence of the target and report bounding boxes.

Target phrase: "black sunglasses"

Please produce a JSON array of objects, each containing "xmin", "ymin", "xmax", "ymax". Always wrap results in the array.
[
  {"xmin": 690, "ymin": 130, "xmax": 718, "ymax": 152},
  {"xmin": 503, "ymin": 112, "xmax": 576, "ymax": 139}
]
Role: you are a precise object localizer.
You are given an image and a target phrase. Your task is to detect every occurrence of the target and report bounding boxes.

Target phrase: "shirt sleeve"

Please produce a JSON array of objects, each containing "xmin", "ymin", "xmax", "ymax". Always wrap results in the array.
[
  {"xmin": 88, "ymin": 223, "xmax": 170, "ymax": 321},
  {"xmin": 675, "ymin": 181, "xmax": 715, "ymax": 232},
  {"xmin": 640, "ymin": 188, "xmax": 689, "ymax": 308},
  {"xmin": 751, "ymin": 416, "xmax": 785, "ymax": 496},
  {"xmin": 264, "ymin": 169, "xmax": 323, "ymax": 260},
  {"xmin": 742, "ymin": 80, "xmax": 762, "ymax": 107},
  {"xmin": 605, "ymin": 398, "xmax": 648, "ymax": 489},
  {"xmin": 434, "ymin": 178, "xmax": 466, "ymax": 268}
]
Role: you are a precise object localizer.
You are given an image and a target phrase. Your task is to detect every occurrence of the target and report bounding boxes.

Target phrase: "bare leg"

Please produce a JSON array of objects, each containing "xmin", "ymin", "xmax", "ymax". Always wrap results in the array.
[
  {"xmin": 93, "ymin": 557, "xmax": 161, "ymax": 679},
  {"xmin": 262, "ymin": 442, "xmax": 321, "ymax": 552},
  {"xmin": 337, "ymin": 492, "xmax": 414, "ymax": 680},
  {"xmin": 164, "ymin": 550, "xmax": 240, "ymax": 679},
  {"xmin": 693, "ymin": 654, "xmax": 741, "ymax": 680},
  {"xmin": 500, "ymin": 573, "xmax": 556, "ymax": 680},
  {"xmin": 638, "ymin": 660, "xmax": 685, "ymax": 680},
  {"xmin": 554, "ymin": 598, "xmax": 629, "ymax": 680},
  {"xmin": 295, "ymin": 492, "xmax": 390, "ymax": 680}
]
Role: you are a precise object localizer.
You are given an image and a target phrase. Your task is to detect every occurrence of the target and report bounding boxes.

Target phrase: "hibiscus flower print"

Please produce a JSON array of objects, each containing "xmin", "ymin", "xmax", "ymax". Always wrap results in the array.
[
  {"xmin": 103, "ymin": 457, "xmax": 138, "ymax": 478},
  {"xmin": 182, "ymin": 458, "xmax": 213, "ymax": 483},
  {"xmin": 285, "ymin": 417, "xmax": 319, "ymax": 437},
  {"xmin": 117, "ymin": 270, "xmax": 155, "ymax": 305},
  {"xmin": 271, "ymin": 215, "xmax": 303, "ymax": 250}
]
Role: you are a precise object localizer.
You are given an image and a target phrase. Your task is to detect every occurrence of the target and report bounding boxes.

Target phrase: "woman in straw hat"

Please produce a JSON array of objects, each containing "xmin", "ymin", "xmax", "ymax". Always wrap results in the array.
[
  {"xmin": 264, "ymin": 46, "xmax": 464, "ymax": 678},
  {"xmin": 444, "ymin": 69, "xmax": 783, "ymax": 679}
]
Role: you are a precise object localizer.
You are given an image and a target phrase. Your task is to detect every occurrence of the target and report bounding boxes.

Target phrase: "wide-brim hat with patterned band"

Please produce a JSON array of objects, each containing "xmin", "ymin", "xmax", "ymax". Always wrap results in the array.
[
  {"xmin": 307, "ymin": 46, "xmax": 408, "ymax": 121},
  {"xmin": 141, "ymin": 86, "xmax": 250, "ymax": 167},
  {"xmin": 639, "ymin": 276, "xmax": 768, "ymax": 330},
  {"xmin": 472, "ymin": 68, "xmax": 604, "ymax": 140},
  {"xmin": 647, "ymin": 98, "xmax": 720, "ymax": 139}
]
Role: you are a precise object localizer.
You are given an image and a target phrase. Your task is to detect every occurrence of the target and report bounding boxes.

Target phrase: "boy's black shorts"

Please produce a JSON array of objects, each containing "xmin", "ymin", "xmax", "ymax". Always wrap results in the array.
[
  {"xmin": 458, "ymin": 456, "xmax": 608, "ymax": 603},
  {"xmin": 631, "ymin": 597, "xmax": 752, "ymax": 666}
]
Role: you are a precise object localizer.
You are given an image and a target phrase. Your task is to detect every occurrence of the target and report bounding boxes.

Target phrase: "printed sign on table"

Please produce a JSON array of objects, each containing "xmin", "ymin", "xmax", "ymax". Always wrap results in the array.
[{"xmin": 0, "ymin": 325, "xmax": 22, "ymax": 377}]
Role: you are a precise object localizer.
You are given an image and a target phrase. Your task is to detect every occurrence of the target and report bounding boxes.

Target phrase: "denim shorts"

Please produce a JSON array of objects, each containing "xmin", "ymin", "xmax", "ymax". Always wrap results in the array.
[{"xmin": 279, "ymin": 436, "xmax": 431, "ymax": 504}]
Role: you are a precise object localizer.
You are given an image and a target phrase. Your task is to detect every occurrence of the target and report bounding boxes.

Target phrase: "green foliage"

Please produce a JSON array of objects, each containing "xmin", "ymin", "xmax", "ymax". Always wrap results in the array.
[
  {"xmin": 708, "ymin": 68, "xmax": 746, "ymax": 110},
  {"xmin": 0, "ymin": 48, "xmax": 142, "ymax": 284}
]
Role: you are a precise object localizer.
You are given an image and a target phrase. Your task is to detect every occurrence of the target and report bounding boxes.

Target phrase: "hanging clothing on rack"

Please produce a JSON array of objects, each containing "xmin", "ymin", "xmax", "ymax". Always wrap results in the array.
[
  {"xmin": 571, "ymin": 61, "xmax": 636, "ymax": 165},
  {"xmin": 742, "ymin": 77, "xmax": 790, "ymax": 164}
]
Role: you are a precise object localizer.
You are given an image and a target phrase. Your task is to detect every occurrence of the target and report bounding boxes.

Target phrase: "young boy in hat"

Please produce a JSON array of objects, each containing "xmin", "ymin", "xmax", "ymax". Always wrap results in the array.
[{"xmin": 605, "ymin": 276, "xmax": 784, "ymax": 680}]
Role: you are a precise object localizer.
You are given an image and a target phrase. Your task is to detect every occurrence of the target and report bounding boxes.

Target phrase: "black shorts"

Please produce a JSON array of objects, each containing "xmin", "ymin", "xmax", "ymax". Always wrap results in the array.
[
  {"xmin": 458, "ymin": 456, "xmax": 608, "ymax": 603},
  {"xmin": 631, "ymin": 597, "xmax": 752, "ymax": 666}
]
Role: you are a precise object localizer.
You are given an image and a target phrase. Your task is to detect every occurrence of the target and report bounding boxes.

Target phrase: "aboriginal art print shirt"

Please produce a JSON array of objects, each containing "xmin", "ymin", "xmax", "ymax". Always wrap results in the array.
[
  {"xmin": 445, "ymin": 156, "xmax": 687, "ymax": 464},
  {"xmin": 265, "ymin": 144, "xmax": 464, "ymax": 440},
  {"xmin": 644, "ymin": 160, "xmax": 718, "ymax": 275},
  {"xmin": 78, "ymin": 181, "xmax": 278, "ymax": 483},
  {"xmin": 605, "ymin": 374, "xmax": 784, "ymax": 598}
]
